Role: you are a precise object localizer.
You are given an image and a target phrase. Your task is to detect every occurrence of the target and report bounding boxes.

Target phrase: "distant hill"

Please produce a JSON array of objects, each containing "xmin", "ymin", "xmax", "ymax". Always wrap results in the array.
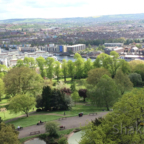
[{"xmin": 1, "ymin": 13, "xmax": 144, "ymax": 24}]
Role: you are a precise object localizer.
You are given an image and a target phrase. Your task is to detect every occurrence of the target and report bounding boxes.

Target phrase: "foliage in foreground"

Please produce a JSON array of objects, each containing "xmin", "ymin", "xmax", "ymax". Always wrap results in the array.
[
  {"xmin": 0, "ymin": 122, "xmax": 20, "ymax": 144},
  {"xmin": 80, "ymin": 88, "xmax": 144, "ymax": 144},
  {"xmin": 45, "ymin": 121, "xmax": 60, "ymax": 137}
]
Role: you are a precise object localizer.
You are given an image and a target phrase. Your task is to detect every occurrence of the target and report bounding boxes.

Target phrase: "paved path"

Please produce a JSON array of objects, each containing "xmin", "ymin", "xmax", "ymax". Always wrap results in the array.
[{"xmin": 18, "ymin": 112, "xmax": 108, "ymax": 139}]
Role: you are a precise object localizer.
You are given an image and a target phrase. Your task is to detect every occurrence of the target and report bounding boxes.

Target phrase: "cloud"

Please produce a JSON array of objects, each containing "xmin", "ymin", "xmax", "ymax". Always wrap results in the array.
[{"xmin": 0, "ymin": 0, "xmax": 144, "ymax": 20}]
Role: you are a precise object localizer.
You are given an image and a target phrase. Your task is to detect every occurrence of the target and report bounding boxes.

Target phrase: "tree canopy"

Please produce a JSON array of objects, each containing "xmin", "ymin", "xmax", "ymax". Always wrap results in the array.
[
  {"xmin": 80, "ymin": 88, "xmax": 144, "ymax": 144},
  {"xmin": 3, "ymin": 67, "xmax": 43, "ymax": 96},
  {"xmin": 9, "ymin": 94, "xmax": 36, "ymax": 117}
]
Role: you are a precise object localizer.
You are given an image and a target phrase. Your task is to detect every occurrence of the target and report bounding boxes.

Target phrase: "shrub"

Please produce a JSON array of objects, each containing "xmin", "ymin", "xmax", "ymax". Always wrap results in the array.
[
  {"xmin": 36, "ymin": 108, "xmax": 42, "ymax": 112},
  {"xmin": 39, "ymin": 133, "xmax": 48, "ymax": 140},
  {"xmin": 45, "ymin": 121, "xmax": 60, "ymax": 137},
  {"xmin": 58, "ymin": 137, "xmax": 67, "ymax": 144}
]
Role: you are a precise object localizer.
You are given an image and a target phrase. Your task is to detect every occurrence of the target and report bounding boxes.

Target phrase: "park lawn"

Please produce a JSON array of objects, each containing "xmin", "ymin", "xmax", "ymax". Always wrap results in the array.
[
  {"xmin": 0, "ymin": 98, "xmax": 9, "ymax": 105},
  {"xmin": 7, "ymin": 115, "xmax": 63, "ymax": 128},
  {"xmin": 0, "ymin": 105, "xmax": 37, "ymax": 121},
  {"xmin": 49, "ymin": 104, "xmax": 106, "ymax": 116}
]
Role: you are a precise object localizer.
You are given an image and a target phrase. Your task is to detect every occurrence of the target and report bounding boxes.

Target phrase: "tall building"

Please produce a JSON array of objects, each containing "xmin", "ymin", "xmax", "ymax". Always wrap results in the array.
[{"xmin": 67, "ymin": 44, "xmax": 86, "ymax": 53}]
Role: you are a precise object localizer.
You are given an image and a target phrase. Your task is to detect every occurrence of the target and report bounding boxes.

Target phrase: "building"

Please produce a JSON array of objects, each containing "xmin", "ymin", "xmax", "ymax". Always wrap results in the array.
[
  {"xmin": 104, "ymin": 47, "xmax": 124, "ymax": 55},
  {"xmin": 67, "ymin": 44, "xmax": 86, "ymax": 53},
  {"xmin": 0, "ymin": 49, "xmax": 57, "ymax": 67},
  {"xmin": 104, "ymin": 43, "xmax": 124, "ymax": 47},
  {"xmin": 19, "ymin": 47, "xmax": 38, "ymax": 52}
]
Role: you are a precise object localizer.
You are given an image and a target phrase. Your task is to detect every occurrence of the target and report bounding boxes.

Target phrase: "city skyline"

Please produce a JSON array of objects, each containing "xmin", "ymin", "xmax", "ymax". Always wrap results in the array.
[{"xmin": 0, "ymin": 0, "xmax": 144, "ymax": 20}]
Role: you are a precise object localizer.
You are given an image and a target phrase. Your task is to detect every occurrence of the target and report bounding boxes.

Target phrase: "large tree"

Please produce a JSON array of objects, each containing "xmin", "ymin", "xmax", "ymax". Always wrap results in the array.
[
  {"xmin": 46, "ymin": 57, "xmax": 55, "ymax": 81},
  {"xmin": 80, "ymin": 88, "xmax": 144, "ymax": 144},
  {"xmin": 0, "ymin": 122, "xmax": 19, "ymax": 144},
  {"xmin": 62, "ymin": 59, "xmax": 68, "ymax": 82},
  {"xmin": 115, "ymin": 70, "xmax": 133, "ymax": 95},
  {"xmin": 54, "ymin": 61, "xmax": 61, "ymax": 82},
  {"xmin": 87, "ymin": 68, "xmax": 111, "ymax": 85},
  {"xmin": 3, "ymin": 67, "xmax": 43, "ymax": 96},
  {"xmin": 0, "ymin": 79, "xmax": 5, "ymax": 101},
  {"xmin": 67, "ymin": 60, "xmax": 75, "ymax": 81},
  {"xmin": 88, "ymin": 75, "xmax": 120, "ymax": 111},
  {"xmin": 9, "ymin": 94, "xmax": 36, "ymax": 117},
  {"xmin": 129, "ymin": 73, "xmax": 142, "ymax": 87},
  {"xmin": 93, "ymin": 52, "xmax": 122, "ymax": 78},
  {"xmin": 84, "ymin": 58, "xmax": 93, "ymax": 77},
  {"xmin": 36, "ymin": 56, "xmax": 46, "ymax": 78}
]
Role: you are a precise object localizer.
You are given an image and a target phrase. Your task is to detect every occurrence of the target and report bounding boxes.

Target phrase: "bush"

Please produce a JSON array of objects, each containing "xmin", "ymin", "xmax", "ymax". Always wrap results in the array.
[
  {"xmin": 39, "ymin": 133, "xmax": 48, "ymax": 140},
  {"xmin": 58, "ymin": 137, "xmax": 67, "ymax": 144},
  {"xmin": 36, "ymin": 108, "xmax": 42, "ymax": 112},
  {"xmin": 45, "ymin": 121, "xmax": 60, "ymax": 137}
]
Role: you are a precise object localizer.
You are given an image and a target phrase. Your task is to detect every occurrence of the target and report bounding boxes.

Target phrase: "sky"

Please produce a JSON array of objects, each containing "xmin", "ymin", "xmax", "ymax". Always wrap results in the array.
[{"xmin": 0, "ymin": 0, "xmax": 144, "ymax": 20}]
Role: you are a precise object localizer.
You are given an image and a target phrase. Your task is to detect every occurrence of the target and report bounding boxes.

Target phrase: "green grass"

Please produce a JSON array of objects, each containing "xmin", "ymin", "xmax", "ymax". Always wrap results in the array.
[
  {"xmin": 0, "ymin": 106, "xmax": 36, "ymax": 121},
  {"xmin": 58, "ymin": 128, "xmax": 74, "ymax": 136},
  {"xmin": 0, "ymin": 98, "xmax": 9, "ymax": 105},
  {"xmin": 7, "ymin": 115, "xmax": 62, "ymax": 128},
  {"xmin": 48, "ymin": 104, "xmax": 106, "ymax": 116}
]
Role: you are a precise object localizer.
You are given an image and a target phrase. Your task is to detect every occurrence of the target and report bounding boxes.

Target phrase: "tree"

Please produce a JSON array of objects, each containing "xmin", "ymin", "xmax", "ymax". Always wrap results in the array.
[
  {"xmin": 88, "ymin": 75, "xmax": 120, "ymax": 111},
  {"xmin": 0, "ymin": 122, "xmax": 19, "ymax": 144},
  {"xmin": 70, "ymin": 82, "xmax": 76, "ymax": 93},
  {"xmin": 0, "ymin": 64, "xmax": 7, "ymax": 78},
  {"xmin": 75, "ymin": 57, "xmax": 84, "ymax": 79},
  {"xmin": 15, "ymin": 59, "xmax": 24, "ymax": 67},
  {"xmin": 119, "ymin": 59, "xmax": 130, "ymax": 74},
  {"xmin": 129, "ymin": 60, "xmax": 144, "ymax": 72},
  {"xmin": 129, "ymin": 73, "xmax": 142, "ymax": 87},
  {"xmin": 0, "ymin": 79, "xmax": 5, "ymax": 101},
  {"xmin": 134, "ymin": 64, "xmax": 144, "ymax": 81},
  {"xmin": 36, "ymin": 57, "xmax": 46, "ymax": 78},
  {"xmin": 23, "ymin": 57, "xmax": 37, "ymax": 68},
  {"xmin": 61, "ymin": 59, "xmax": 68, "ymax": 82},
  {"xmin": 79, "ymin": 88, "xmax": 144, "ymax": 144},
  {"xmin": 87, "ymin": 68, "xmax": 111, "ymax": 85},
  {"xmin": 94, "ymin": 52, "xmax": 121, "ymax": 78},
  {"xmin": 8, "ymin": 94, "xmax": 36, "ymax": 117},
  {"xmin": 67, "ymin": 60, "xmax": 75, "ymax": 81},
  {"xmin": 46, "ymin": 57, "xmax": 55, "ymax": 81},
  {"xmin": 54, "ymin": 61, "xmax": 61, "ymax": 82},
  {"xmin": 114, "ymin": 70, "xmax": 133, "ymax": 95},
  {"xmin": 71, "ymin": 91, "xmax": 80, "ymax": 106},
  {"xmin": 41, "ymin": 86, "xmax": 52, "ymax": 111},
  {"xmin": 84, "ymin": 58, "xmax": 93, "ymax": 77},
  {"xmin": 45, "ymin": 121, "xmax": 59, "ymax": 136},
  {"xmin": 3, "ymin": 67, "xmax": 43, "ymax": 96},
  {"xmin": 104, "ymin": 51, "xmax": 120, "ymax": 78},
  {"xmin": 78, "ymin": 89, "xmax": 87, "ymax": 102},
  {"xmin": 136, "ymin": 44, "xmax": 142, "ymax": 48}
]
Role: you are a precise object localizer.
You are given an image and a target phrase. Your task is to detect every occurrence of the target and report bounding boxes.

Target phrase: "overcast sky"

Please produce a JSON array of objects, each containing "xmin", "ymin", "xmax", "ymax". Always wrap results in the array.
[{"xmin": 0, "ymin": 0, "xmax": 144, "ymax": 20}]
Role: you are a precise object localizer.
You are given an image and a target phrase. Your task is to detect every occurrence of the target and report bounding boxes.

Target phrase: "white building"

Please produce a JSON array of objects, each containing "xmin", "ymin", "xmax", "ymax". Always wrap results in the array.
[{"xmin": 0, "ymin": 48, "xmax": 57, "ymax": 67}]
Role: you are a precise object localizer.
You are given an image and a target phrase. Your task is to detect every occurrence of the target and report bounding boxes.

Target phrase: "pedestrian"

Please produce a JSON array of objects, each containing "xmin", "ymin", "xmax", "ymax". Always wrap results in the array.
[
  {"xmin": 64, "ymin": 111, "xmax": 65, "ymax": 115},
  {"xmin": 33, "ymin": 108, "xmax": 34, "ymax": 111}
]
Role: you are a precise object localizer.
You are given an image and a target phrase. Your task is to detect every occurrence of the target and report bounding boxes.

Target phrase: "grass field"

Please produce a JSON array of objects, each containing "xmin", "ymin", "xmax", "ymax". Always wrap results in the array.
[
  {"xmin": 0, "ymin": 98, "xmax": 9, "ymax": 105},
  {"xmin": 7, "ymin": 115, "xmax": 62, "ymax": 128},
  {"xmin": 49, "ymin": 104, "xmax": 106, "ymax": 116}
]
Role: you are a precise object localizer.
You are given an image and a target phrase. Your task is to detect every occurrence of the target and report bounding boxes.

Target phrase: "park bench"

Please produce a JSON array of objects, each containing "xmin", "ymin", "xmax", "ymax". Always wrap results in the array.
[
  {"xmin": 59, "ymin": 126, "xmax": 65, "ymax": 130},
  {"xmin": 37, "ymin": 121, "xmax": 46, "ymax": 125},
  {"xmin": 89, "ymin": 113, "xmax": 97, "ymax": 116},
  {"xmin": 30, "ymin": 131, "xmax": 40, "ymax": 135},
  {"xmin": 16, "ymin": 127, "xmax": 23, "ymax": 131},
  {"xmin": 58, "ymin": 117, "xmax": 67, "ymax": 121}
]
